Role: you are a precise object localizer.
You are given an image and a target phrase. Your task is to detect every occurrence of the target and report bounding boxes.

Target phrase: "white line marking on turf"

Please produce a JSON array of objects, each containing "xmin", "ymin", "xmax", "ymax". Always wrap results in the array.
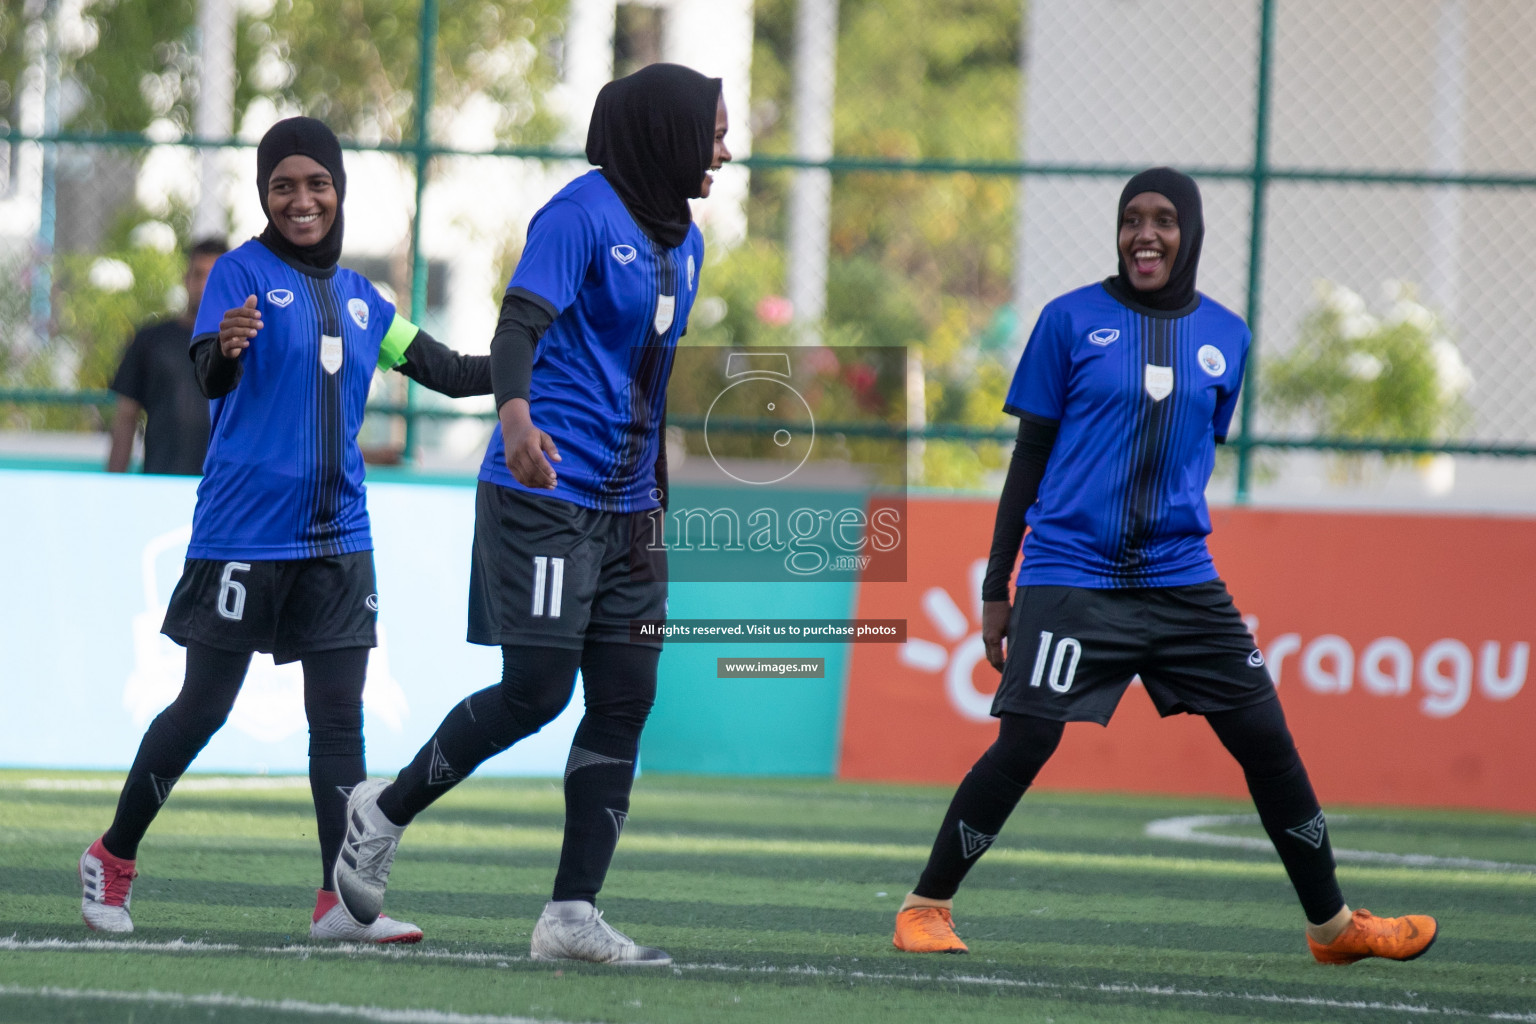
[
  {"xmin": 17, "ymin": 776, "xmax": 311, "ymax": 792},
  {"xmin": 675, "ymin": 965, "xmax": 1536, "ymax": 1022},
  {"xmin": 0, "ymin": 985, "xmax": 584, "ymax": 1024},
  {"xmin": 1145, "ymin": 815, "xmax": 1536, "ymax": 874},
  {"xmin": 6, "ymin": 938, "xmax": 1532, "ymax": 1023}
]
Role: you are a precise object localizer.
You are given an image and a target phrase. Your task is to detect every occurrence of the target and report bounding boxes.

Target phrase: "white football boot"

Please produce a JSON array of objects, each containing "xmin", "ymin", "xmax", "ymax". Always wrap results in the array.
[
  {"xmin": 333, "ymin": 778, "xmax": 406, "ymax": 925},
  {"xmin": 530, "ymin": 900, "xmax": 671, "ymax": 965},
  {"xmin": 79, "ymin": 837, "xmax": 136, "ymax": 934},
  {"xmin": 310, "ymin": 889, "xmax": 422, "ymax": 944}
]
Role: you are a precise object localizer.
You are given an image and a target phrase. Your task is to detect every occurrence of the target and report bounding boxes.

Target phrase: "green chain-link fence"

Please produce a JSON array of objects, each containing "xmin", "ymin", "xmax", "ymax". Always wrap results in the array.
[{"xmin": 2, "ymin": 0, "xmax": 1533, "ymax": 500}]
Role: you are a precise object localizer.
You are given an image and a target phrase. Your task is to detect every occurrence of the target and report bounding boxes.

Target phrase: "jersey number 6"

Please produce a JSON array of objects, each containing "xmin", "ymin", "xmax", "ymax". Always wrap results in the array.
[{"xmin": 217, "ymin": 562, "xmax": 252, "ymax": 622}]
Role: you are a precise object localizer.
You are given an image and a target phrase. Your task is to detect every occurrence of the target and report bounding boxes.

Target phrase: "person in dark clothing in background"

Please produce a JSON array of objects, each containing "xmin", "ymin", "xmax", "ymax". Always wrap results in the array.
[{"xmin": 106, "ymin": 238, "xmax": 229, "ymax": 475}]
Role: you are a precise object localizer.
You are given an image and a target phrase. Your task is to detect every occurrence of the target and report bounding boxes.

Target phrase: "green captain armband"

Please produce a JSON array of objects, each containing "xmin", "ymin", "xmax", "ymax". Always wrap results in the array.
[{"xmin": 376, "ymin": 314, "xmax": 421, "ymax": 371}]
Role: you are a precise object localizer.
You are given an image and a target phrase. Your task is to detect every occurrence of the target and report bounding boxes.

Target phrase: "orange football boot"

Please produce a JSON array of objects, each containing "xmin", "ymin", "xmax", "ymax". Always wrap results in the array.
[
  {"xmin": 1308, "ymin": 909, "xmax": 1438, "ymax": 964},
  {"xmin": 893, "ymin": 906, "xmax": 969, "ymax": 954}
]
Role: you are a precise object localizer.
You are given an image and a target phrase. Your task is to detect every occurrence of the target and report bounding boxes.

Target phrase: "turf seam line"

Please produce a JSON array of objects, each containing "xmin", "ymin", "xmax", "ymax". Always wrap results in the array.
[
  {"xmin": 5, "ymin": 939, "xmax": 1531, "ymax": 1022},
  {"xmin": 1146, "ymin": 815, "xmax": 1536, "ymax": 874},
  {"xmin": 0, "ymin": 983, "xmax": 591, "ymax": 1024}
]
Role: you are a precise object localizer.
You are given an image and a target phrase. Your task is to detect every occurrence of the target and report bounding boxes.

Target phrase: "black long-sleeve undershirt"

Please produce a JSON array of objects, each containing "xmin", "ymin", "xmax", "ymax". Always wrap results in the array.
[
  {"xmin": 981, "ymin": 416, "xmax": 1059, "ymax": 602},
  {"xmin": 490, "ymin": 288, "xmax": 557, "ymax": 411},
  {"xmin": 191, "ymin": 335, "xmax": 242, "ymax": 399},
  {"xmin": 395, "ymin": 333, "xmax": 491, "ymax": 398}
]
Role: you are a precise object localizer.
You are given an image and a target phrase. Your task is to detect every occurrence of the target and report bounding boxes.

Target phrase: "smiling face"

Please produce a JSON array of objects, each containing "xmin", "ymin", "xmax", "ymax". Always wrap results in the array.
[
  {"xmin": 698, "ymin": 94, "xmax": 732, "ymax": 199},
  {"xmin": 266, "ymin": 154, "xmax": 338, "ymax": 248},
  {"xmin": 1118, "ymin": 191, "xmax": 1181, "ymax": 292}
]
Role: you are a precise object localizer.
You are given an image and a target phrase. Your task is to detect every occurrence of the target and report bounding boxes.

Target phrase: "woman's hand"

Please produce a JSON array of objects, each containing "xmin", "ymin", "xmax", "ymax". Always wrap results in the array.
[
  {"xmin": 219, "ymin": 295, "xmax": 261, "ymax": 359},
  {"xmin": 499, "ymin": 397, "xmax": 561, "ymax": 488},
  {"xmin": 982, "ymin": 599, "xmax": 1011, "ymax": 671}
]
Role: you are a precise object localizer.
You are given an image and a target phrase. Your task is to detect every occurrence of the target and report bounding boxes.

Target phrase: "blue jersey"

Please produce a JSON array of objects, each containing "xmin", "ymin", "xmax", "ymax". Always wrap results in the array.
[
  {"xmin": 187, "ymin": 239, "xmax": 417, "ymax": 560},
  {"xmin": 478, "ymin": 170, "xmax": 703, "ymax": 512},
  {"xmin": 1005, "ymin": 282, "xmax": 1249, "ymax": 588}
]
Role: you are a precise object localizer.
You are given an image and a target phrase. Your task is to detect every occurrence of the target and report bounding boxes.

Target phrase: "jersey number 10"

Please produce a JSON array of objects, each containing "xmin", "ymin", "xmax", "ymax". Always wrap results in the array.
[{"xmin": 1027, "ymin": 631, "xmax": 1082, "ymax": 693}]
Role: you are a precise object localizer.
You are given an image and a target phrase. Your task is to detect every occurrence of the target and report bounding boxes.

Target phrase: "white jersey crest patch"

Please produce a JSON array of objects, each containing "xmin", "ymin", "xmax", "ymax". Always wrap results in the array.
[
  {"xmin": 611, "ymin": 244, "xmax": 637, "ymax": 265},
  {"xmin": 266, "ymin": 289, "xmax": 294, "ymax": 308},
  {"xmin": 654, "ymin": 294, "xmax": 676, "ymax": 335},
  {"xmin": 1144, "ymin": 364, "xmax": 1174, "ymax": 401},
  {"xmin": 687, "ymin": 254, "xmax": 696, "ymax": 291},
  {"xmin": 1197, "ymin": 344, "xmax": 1227, "ymax": 377},
  {"xmin": 348, "ymin": 298, "xmax": 369, "ymax": 330},
  {"xmin": 320, "ymin": 335, "xmax": 343, "ymax": 375}
]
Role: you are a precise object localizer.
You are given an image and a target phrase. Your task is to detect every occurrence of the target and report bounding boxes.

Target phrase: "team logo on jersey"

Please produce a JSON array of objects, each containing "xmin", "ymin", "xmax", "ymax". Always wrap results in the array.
[
  {"xmin": 687, "ymin": 254, "xmax": 696, "ymax": 291},
  {"xmin": 365, "ymin": 594, "xmax": 379, "ymax": 612},
  {"xmin": 654, "ymin": 293, "xmax": 676, "ymax": 335},
  {"xmin": 320, "ymin": 334, "xmax": 343, "ymax": 374},
  {"xmin": 1144, "ymin": 364, "xmax": 1174, "ymax": 401},
  {"xmin": 348, "ymin": 298, "xmax": 369, "ymax": 329},
  {"xmin": 1247, "ymin": 648, "xmax": 1265, "ymax": 668},
  {"xmin": 1088, "ymin": 328, "xmax": 1119, "ymax": 346},
  {"xmin": 266, "ymin": 289, "xmax": 294, "ymax": 308},
  {"xmin": 611, "ymin": 244, "xmax": 637, "ymax": 265},
  {"xmin": 1197, "ymin": 344, "xmax": 1227, "ymax": 377}
]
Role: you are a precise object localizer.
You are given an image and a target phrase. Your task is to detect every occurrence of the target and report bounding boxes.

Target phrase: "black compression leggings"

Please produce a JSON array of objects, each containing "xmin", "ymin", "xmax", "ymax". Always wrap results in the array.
[
  {"xmin": 103, "ymin": 642, "xmax": 370, "ymax": 893},
  {"xmin": 378, "ymin": 642, "xmax": 658, "ymax": 826},
  {"xmin": 1206, "ymin": 697, "xmax": 1345, "ymax": 924}
]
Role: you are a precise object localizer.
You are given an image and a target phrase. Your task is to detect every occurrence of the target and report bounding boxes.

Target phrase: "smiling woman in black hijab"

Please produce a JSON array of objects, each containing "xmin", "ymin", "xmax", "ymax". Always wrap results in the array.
[
  {"xmin": 332, "ymin": 64, "xmax": 733, "ymax": 968},
  {"xmin": 1103, "ymin": 165, "xmax": 1205, "ymax": 315},
  {"xmin": 79, "ymin": 115, "xmax": 494, "ymax": 946},
  {"xmin": 892, "ymin": 167, "xmax": 1439, "ymax": 968},
  {"xmin": 255, "ymin": 115, "xmax": 348, "ymax": 270}
]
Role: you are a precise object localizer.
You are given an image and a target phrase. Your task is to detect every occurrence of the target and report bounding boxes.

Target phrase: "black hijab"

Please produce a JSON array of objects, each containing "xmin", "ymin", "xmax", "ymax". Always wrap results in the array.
[
  {"xmin": 1104, "ymin": 166, "xmax": 1204, "ymax": 316},
  {"xmin": 256, "ymin": 116, "xmax": 347, "ymax": 271},
  {"xmin": 585, "ymin": 63, "xmax": 722, "ymax": 249}
]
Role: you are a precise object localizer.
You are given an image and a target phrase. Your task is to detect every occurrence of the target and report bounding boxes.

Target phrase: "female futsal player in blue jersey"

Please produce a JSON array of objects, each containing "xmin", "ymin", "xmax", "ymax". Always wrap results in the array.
[
  {"xmin": 332, "ymin": 64, "xmax": 729, "ymax": 965},
  {"xmin": 80, "ymin": 117, "xmax": 491, "ymax": 943},
  {"xmin": 891, "ymin": 168, "xmax": 1438, "ymax": 965}
]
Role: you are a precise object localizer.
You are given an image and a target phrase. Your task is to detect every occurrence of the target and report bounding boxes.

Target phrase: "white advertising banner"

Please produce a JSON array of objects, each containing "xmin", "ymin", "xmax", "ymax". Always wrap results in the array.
[{"xmin": 0, "ymin": 469, "xmax": 582, "ymax": 775}]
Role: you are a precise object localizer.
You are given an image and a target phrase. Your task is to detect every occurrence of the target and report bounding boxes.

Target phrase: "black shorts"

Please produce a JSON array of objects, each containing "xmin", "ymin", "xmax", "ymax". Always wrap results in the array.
[
  {"xmin": 991, "ymin": 580, "xmax": 1275, "ymax": 725},
  {"xmin": 162, "ymin": 551, "xmax": 378, "ymax": 664},
  {"xmin": 467, "ymin": 481, "xmax": 667, "ymax": 650}
]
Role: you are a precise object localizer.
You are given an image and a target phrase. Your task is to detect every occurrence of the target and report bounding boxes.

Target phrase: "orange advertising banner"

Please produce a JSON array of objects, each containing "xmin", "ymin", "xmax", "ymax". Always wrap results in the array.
[{"xmin": 842, "ymin": 498, "xmax": 1536, "ymax": 814}]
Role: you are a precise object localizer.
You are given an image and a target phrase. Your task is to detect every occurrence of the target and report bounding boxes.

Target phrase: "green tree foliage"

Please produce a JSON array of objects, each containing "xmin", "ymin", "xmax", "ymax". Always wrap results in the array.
[
  {"xmin": 690, "ymin": 0, "xmax": 1024, "ymax": 488},
  {"xmin": 5, "ymin": 0, "xmax": 566, "ymax": 142},
  {"xmin": 0, "ymin": 0, "xmax": 563, "ymax": 420},
  {"xmin": 1262, "ymin": 280, "xmax": 1472, "ymax": 478}
]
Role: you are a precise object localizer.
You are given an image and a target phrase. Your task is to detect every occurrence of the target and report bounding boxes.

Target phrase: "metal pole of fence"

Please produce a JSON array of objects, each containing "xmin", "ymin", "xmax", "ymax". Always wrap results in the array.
[
  {"xmin": 29, "ymin": 0, "xmax": 61, "ymax": 348},
  {"xmin": 1235, "ymin": 0, "xmax": 1277, "ymax": 504},
  {"xmin": 403, "ymin": 0, "xmax": 441, "ymax": 464},
  {"xmin": 787, "ymin": 0, "xmax": 837, "ymax": 343},
  {"xmin": 193, "ymin": 0, "xmax": 236, "ymax": 240}
]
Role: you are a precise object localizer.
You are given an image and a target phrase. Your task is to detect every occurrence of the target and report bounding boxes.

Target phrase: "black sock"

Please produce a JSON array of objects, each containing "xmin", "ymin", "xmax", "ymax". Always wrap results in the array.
[
  {"xmin": 1207, "ymin": 699, "xmax": 1345, "ymax": 925},
  {"xmin": 379, "ymin": 645, "xmax": 581, "ymax": 825},
  {"xmin": 913, "ymin": 714, "xmax": 1063, "ymax": 901},
  {"xmin": 550, "ymin": 712, "xmax": 641, "ymax": 903},
  {"xmin": 550, "ymin": 642, "xmax": 657, "ymax": 904},
  {"xmin": 102, "ymin": 644, "xmax": 251, "ymax": 860},
  {"xmin": 302, "ymin": 647, "xmax": 369, "ymax": 891}
]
